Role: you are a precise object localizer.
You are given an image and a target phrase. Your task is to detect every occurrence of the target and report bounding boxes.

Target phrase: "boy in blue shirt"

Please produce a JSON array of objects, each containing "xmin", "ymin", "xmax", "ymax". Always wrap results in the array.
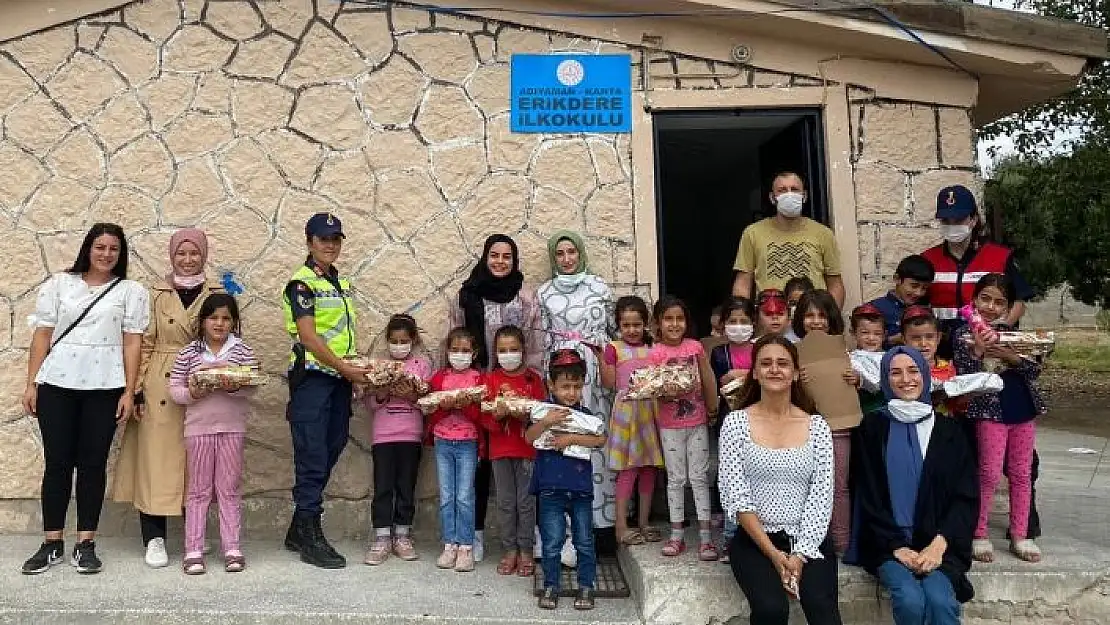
[
  {"xmin": 868, "ymin": 254, "xmax": 934, "ymax": 347},
  {"xmin": 526, "ymin": 349, "xmax": 605, "ymax": 611}
]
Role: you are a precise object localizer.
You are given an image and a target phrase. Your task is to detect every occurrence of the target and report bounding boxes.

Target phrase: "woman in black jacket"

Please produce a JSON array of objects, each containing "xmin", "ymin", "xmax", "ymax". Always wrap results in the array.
[{"xmin": 853, "ymin": 346, "xmax": 978, "ymax": 625}]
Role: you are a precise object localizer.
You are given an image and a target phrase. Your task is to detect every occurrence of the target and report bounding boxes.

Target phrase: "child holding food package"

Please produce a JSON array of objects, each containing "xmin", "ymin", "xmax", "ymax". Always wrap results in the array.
[{"xmin": 168, "ymin": 294, "xmax": 261, "ymax": 575}]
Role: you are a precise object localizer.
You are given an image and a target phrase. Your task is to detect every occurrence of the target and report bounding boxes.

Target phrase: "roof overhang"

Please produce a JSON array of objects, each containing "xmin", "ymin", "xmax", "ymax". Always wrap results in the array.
[{"xmin": 1, "ymin": 0, "xmax": 1105, "ymax": 123}]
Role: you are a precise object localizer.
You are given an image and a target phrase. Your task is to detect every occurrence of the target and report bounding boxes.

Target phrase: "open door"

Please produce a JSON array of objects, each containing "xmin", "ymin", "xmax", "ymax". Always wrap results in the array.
[{"xmin": 653, "ymin": 109, "xmax": 826, "ymax": 335}]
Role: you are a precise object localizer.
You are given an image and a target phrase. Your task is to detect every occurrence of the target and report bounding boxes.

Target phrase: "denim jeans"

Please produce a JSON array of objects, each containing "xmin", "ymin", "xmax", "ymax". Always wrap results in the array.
[
  {"xmin": 435, "ymin": 438, "xmax": 478, "ymax": 546},
  {"xmin": 538, "ymin": 490, "xmax": 595, "ymax": 591},
  {"xmin": 876, "ymin": 560, "xmax": 961, "ymax": 625}
]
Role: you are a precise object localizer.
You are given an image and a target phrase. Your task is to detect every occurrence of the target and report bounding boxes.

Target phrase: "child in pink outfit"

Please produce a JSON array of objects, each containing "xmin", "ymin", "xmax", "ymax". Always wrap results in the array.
[
  {"xmin": 168, "ymin": 294, "xmax": 257, "ymax": 575},
  {"xmin": 650, "ymin": 296, "xmax": 720, "ymax": 561},
  {"xmin": 361, "ymin": 314, "xmax": 433, "ymax": 566}
]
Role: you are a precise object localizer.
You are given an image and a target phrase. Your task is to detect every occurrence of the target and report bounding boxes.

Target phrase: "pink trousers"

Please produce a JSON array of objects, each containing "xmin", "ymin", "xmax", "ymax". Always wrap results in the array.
[
  {"xmin": 828, "ymin": 431, "xmax": 852, "ymax": 554},
  {"xmin": 976, "ymin": 420, "xmax": 1035, "ymax": 539},
  {"xmin": 615, "ymin": 467, "xmax": 656, "ymax": 500},
  {"xmin": 184, "ymin": 433, "xmax": 245, "ymax": 556}
]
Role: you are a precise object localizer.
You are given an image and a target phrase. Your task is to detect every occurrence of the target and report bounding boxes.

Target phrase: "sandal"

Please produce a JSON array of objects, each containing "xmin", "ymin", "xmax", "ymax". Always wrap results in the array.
[
  {"xmin": 517, "ymin": 557, "xmax": 535, "ymax": 577},
  {"xmin": 618, "ymin": 529, "xmax": 645, "ymax": 546},
  {"xmin": 183, "ymin": 556, "xmax": 206, "ymax": 575},
  {"xmin": 972, "ymin": 538, "xmax": 994, "ymax": 563},
  {"xmin": 224, "ymin": 554, "xmax": 246, "ymax": 573},
  {"xmin": 642, "ymin": 526, "xmax": 664, "ymax": 543},
  {"xmin": 538, "ymin": 587, "xmax": 558, "ymax": 610},
  {"xmin": 574, "ymin": 588, "xmax": 596, "ymax": 611},
  {"xmin": 1010, "ymin": 539, "xmax": 1042, "ymax": 563},
  {"xmin": 496, "ymin": 551, "xmax": 519, "ymax": 575},
  {"xmin": 661, "ymin": 538, "xmax": 686, "ymax": 557},
  {"xmin": 698, "ymin": 541, "xmax": 719, "ymax": 562}
]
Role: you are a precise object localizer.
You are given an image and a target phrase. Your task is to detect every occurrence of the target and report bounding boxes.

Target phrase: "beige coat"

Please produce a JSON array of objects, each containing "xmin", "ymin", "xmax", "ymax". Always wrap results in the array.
[{"xmin": 111, "ymin": 279, "xmax": 224, "ymax": 515}]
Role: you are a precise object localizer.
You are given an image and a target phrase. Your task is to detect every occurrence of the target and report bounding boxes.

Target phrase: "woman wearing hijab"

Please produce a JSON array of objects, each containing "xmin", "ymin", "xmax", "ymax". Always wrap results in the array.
[
  {"xmin": 449, "ymin": 233, "xmax": 543, "ymax": 562},
  {"xmin": 112, "ymin": 228, "xmax": 224, "ymax": 569},
  {"xmin": 853, "ymin": 346, "xmax": 978, "ymax": 625},
  {"xmin": 536, "ymin": 231, "xmax": 617, "ymax": 551}
]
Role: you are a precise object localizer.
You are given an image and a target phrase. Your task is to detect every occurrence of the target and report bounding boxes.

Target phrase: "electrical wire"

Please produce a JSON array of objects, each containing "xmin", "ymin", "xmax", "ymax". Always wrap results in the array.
[{"xmin": 344, "ymin": 0, "xmax": 980, "ymax": 78}]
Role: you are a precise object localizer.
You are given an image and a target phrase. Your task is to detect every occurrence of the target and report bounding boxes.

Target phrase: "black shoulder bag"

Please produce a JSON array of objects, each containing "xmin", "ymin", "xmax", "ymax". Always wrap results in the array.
[{"xmin": 47, "ymin": 278, "xmax": 122, "ymax": 355}]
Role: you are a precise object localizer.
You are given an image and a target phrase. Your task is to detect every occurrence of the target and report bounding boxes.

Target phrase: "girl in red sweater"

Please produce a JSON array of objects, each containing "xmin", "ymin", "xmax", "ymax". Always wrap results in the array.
[{"xmin": 482, "ymin": 325, "xmax": 547, "ymax": 577}]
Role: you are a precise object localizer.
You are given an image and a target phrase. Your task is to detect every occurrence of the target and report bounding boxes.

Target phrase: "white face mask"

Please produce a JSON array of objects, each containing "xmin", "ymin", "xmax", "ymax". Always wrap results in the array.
[
  {"xmin": 774, "ymin": 192, "xmax": 805, "ymax": 218},
  {"xmin": 887, "ymin": 399, "xmax": 934, "ymax": 424},
  {"xmin": 448, "ymin": 353, "xmax": 473, "ymax": 371},
  {"xmin": 724, "ymin": 323, "xmax": 754, "ymax": 344},
  {"xmin": 388, "ymin": 343, "xmax": 412, "ymax": 359},
  {"xmin": 498, "ymin": 351, "xmax": 523, "ymax": 371},
  {"xmin": 941, "ymin": 224, "xmax": 972, "ymax": 244}
]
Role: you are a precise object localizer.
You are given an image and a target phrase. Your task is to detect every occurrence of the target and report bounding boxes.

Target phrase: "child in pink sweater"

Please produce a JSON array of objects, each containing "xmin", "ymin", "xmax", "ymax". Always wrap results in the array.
[
  {"xmin": 361, "ymin": 314, "xmax": 433, "ymax": 566},
  {"xmin": 168, "ymin": 294, "xmax": 257, "ymax": 575}
]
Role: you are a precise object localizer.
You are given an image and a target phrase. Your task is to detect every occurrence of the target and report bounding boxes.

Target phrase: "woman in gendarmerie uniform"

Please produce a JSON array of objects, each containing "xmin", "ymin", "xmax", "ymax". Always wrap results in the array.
[{"xmin": 112, "ymin": 228, "xmax": 223, "ymax": 569}]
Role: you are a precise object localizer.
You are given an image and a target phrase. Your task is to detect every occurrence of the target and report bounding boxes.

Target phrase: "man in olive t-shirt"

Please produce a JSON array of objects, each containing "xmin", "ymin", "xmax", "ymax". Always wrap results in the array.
[{"xmin": 731, "ymin": 172, "xmax": 844, "ymax": 305}]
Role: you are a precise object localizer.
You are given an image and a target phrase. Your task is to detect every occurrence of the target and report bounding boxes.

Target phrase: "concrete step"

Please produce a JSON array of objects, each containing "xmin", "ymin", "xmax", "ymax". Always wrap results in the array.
[
  {"xmin": 0, "ymin": 535, "xmax": 641, "ymax": 625},
  {"xmin": 619, "ymin": 528, "xmax": 1110, "ymax": 625}
]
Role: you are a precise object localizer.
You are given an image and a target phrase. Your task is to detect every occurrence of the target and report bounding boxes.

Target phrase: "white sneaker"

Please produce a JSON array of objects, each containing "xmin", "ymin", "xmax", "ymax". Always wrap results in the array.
[
  {"xmin": 560, "ymin": 538, "xmax": 577, "ymax": 568},
  {"xmin": 473, "ymin": 530, "xmax": 485, "ymax": 563},
  {"xmin": 144, "ymin": 538, "xmax": 169, "ymax": 568}
]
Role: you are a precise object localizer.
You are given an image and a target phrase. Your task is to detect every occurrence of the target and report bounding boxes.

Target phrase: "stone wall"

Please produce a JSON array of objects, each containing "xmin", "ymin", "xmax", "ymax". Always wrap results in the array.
[
  {"xmin": 0, "ymin": 0, "xmax": 973, "ymax": 535},
  {"xmin": 849, "ymin": 93, "xmax": 980, "ymax": 301}
]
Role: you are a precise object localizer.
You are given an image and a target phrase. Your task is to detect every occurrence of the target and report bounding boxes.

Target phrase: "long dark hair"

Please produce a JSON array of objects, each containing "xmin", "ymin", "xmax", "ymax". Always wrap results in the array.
[
  {"xmin": 736, "ymin": 334, "xmax": 815, "ymax": 413},
  {"xmin": 193, "ymin": 293, "xmax": 242, "ymax": 341},
  {"xmin": 68, "ymin": 222, "xmax": 128, "ymax": 279},
  {"xmin": 972, "ymin": 272, "xmax": 1016, "ymax": 305},
  {"xmin": 791, "ymin": 289, "xmax": 845, "ymax": 339},
  {"xmin": 615, "ymin": 295, "xmax": 653, "ymax": 345},
  {"xmin": 652, "ymin": 295, "xmax": 696, "ymax": 340},
  {"xmin": 386, "ymin": 313, "xmax": 421, "ymax": 346}
]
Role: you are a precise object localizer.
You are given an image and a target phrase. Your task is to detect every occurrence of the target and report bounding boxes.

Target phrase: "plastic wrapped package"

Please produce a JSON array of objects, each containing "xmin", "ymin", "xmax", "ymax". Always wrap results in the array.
[
  {"xmin": 849, "ymin": 350, "xmax": 884, "ymax": 393},
  {"xmin": 416, "ymin": 386, "xmax": 486, "ymax": 415},
  {"xmin": 480, "ymin": 395, "xmax": 539, "ymax": 415},
  {"xmin": 528, "ymin": 402, "xmax": 606, "ymax": 460},
  {"xmin": 191, "ymin": 366, "xmax": 268, "ymax": 389},
  {"xmin": 624, "ymin": 364, "xmax": 696, "ymax": 400}
]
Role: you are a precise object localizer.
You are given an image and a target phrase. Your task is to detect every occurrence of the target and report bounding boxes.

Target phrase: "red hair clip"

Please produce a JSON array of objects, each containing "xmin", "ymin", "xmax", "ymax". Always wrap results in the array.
[{"xmin": 550, "ymin": 349, "xmax": 583, "ymax": 367}]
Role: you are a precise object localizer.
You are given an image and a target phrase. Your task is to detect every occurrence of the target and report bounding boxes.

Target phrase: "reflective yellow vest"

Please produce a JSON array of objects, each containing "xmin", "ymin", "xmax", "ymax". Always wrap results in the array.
[{"xmin": 281, "ymin": 264, "xmax": 357, "ymax": 376}]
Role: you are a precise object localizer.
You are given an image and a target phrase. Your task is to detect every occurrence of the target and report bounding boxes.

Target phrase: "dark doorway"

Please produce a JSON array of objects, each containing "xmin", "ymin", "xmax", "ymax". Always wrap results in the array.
[{"xmin": 653, "ymin": 109, "xmax": 827, "ymax": 335}]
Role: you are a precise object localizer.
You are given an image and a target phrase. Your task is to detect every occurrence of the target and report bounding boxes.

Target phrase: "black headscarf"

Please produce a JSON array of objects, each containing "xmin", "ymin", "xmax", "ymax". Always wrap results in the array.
[{"xmin": 459, "ymin": 234, "xmax": 524, "ymax": 368}]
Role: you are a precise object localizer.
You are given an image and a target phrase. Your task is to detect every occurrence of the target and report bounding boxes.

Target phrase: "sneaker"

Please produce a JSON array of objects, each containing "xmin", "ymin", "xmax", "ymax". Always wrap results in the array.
[
  {"xmin": 436, "ymin": 544, "xmax": 458, "ymax": 569},
  {"xmin": 454, "ymin": 546, "xmax": 475, "ymax": 572},
  {"xmin": 363, "ymin": 538, "xmax": 391, "ymax": 566},
  {"xmin": 71, "ymin": 540, "xmax": 102, "ymax": 574},
  {"xmin": 392, "ymin": 535, "xmax": 418, "ymax": 561},
  {"xmin": 473, "ymin": 530, "xmax": 485, "ymax": 563},
  {"xmin": 21, "ymin": 540, "xmax": 64, "ymax": 575},
  {"xmin": 145, "ymin": 538, "xmax": 169, "ymax": 568}
]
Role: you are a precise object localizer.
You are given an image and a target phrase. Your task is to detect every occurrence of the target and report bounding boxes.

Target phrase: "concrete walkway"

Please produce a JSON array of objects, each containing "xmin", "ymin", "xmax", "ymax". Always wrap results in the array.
[{"xmin": 0, "ymin": 427, "xmax": 1107, "ymax": 625}]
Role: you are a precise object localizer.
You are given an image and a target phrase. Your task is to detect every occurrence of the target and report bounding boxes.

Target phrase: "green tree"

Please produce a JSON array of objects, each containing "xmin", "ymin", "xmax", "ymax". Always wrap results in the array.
[
  {"xmin": 985, "ymin": 145, "xmax": 1110, "ymax": 307},
  {"xmin": 978, "ymin": 0, "xmax": 1110, "ymax": 154}
]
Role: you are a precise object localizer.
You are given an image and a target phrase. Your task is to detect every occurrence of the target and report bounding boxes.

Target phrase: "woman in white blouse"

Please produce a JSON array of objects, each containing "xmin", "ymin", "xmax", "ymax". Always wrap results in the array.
[
  {"xmin": 20, "ymin": 223, "xmax": 150, "ymax": 576},
  {"xmin": 718, "ymin": 334, "xmax": 842, "ymax": 625}
]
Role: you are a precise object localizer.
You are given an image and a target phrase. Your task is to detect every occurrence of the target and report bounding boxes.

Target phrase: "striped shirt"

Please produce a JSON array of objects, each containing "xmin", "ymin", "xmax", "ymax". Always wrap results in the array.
[{"xmin": 168, "ymin": 336, "xmax": 258, "ymax": 437}]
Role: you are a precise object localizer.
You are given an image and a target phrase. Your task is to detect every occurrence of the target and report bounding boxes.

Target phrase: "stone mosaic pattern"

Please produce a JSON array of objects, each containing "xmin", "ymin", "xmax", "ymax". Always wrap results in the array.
[{"xmin": 0, "ymin": 0, "xmax": 975, "ymax": 527}]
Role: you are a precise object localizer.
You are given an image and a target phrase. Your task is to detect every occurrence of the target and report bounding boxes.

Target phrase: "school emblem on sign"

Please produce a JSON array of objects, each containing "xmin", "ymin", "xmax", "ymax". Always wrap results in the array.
[{"xmin": 556, "ymin": 59, "xmax": 585, "ymax": 86}]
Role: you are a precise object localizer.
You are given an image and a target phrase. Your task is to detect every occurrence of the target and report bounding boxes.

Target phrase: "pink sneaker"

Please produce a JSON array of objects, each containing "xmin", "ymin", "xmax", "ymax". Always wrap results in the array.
[
  {"xmin": 392, "ymin": 535, "xmax": 418, "ymax": 561},
  {"xmin": 363, "ymin": 537, "xmax": 390, "ymax": 566},
  {"xmin": 662, "ymin": 538, "xmax": 686, "ymax": 557}
]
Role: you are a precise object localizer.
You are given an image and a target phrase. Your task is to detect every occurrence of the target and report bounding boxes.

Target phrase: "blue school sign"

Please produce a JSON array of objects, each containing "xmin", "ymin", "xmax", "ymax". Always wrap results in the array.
[{"xmin": 510, "ymin": 54, "xmax": 633, "ymax": 134}]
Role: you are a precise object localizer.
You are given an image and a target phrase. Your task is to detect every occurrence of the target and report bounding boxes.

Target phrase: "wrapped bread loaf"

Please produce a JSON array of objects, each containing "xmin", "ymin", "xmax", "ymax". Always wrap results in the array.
[
  {"xmin": 849, "ymin": 350, "xmax": 884, "ymax": 393},
  {"xmin": 480, "ymin": 395, "xmax": 539, "ymax": 415},
  {"xmin": 416, "ymin": 386, "xmax": 486, "ymax": 414},
  {"xmin": 720, "ymin": 377, "xmax": 746, "ymax": 411},
  {"xmin": 959, "ymin": 330, "xmax": 1056, "ymax": 358},
  {"xmin": 191, "ymin": 365, "xmax": 268, "ymax": 389},
  {"xmin": 624, "ymin": 364, "xmax": 696, "ymax": 400},
  {"xmin": 940, "ymin": 372, "xmax": 1004, "ymax": 398},
  {"xmin": 528, "ymin": 402, "xmax": 606, "ymax": 460},
  {"xmin": 344, "ymin": 357, "xmax": 428, "ymax": 395}
]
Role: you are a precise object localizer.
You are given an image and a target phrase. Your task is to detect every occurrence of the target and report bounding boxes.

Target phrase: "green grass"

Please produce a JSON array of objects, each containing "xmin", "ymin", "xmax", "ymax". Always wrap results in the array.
[{"xmin": 1051, "ymin": 333, "xmax": 1110, "ymax": 373}]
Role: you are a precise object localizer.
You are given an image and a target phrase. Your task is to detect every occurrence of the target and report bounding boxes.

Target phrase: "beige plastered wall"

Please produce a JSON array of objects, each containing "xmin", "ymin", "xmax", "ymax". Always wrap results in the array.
[{"xmin": 0, "ymin": 0, "xmax": 979, "ymax": 537}]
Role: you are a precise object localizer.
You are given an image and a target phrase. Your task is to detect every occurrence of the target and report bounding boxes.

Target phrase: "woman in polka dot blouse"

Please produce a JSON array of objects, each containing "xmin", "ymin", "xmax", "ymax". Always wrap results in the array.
[{"xmin": 718, "ymin": 334, "xmax": 841, "ymax": 625}]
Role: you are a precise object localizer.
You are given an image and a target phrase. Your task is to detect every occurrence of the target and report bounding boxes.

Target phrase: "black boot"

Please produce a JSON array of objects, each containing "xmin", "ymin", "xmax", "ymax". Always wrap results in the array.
[
  {"xmin": 299, "ymin": 514, "xmax": 346, "ymax": 569},
  {"xmin": 284, "ymin": 513, "xmax": 309, "ymax": 553}
]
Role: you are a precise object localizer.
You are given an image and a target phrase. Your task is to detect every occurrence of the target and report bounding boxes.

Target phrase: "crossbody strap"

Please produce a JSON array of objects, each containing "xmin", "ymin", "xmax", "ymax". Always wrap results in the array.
[{"xmin": 49, "ymin": 278, "xmax": 122, "ymax": 353}]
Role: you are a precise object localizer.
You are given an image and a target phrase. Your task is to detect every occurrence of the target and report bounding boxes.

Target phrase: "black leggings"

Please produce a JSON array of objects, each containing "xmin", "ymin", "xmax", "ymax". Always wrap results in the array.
[
  {"xmin": 475, "ymin": 457, "xmax": 491, "ymax": 531},
  {"xmin": 37, "ymin": 384, "xmax": 123, "ymax": 533},
  {"xmin": 371, "ymin": 442, "xmax": 422, "ymax": 529},
  {"xmin": 729, "ymin": 530, "xmax": 842, "ymax": 625}
]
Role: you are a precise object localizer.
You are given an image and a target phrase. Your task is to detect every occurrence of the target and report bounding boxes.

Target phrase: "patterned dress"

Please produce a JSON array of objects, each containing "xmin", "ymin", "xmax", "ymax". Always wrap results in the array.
[
  {"xmin": 537, "ymin": 273, "xmax": 616, "ymax": 527},
  {"xmin": 605, "ymin": 341, "xmax": 664, "ymax": 471}
]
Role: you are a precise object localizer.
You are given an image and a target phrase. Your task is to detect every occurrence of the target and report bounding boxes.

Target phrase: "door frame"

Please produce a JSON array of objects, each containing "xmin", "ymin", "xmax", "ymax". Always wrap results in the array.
[{"xmin": 629, "ymin": 86, "xmax": 861, "ymax": 308}]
